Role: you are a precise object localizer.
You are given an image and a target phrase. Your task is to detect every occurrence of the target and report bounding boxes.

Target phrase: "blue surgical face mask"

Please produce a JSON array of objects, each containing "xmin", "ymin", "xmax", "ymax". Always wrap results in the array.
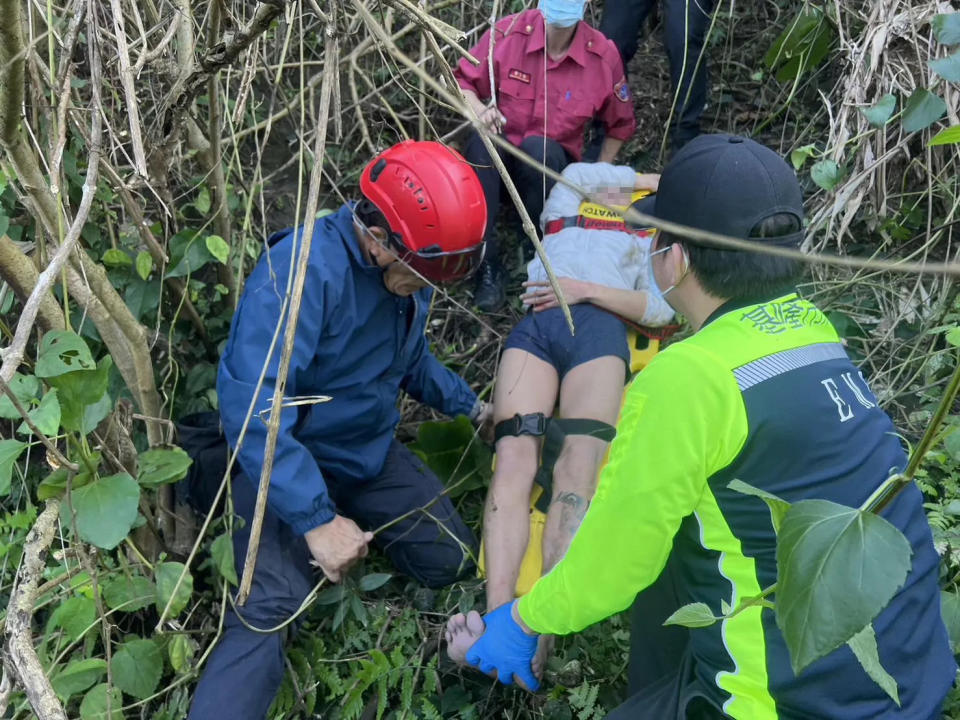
[{"xmin": 538, "ymin": 0, "xmax": 586, "ymax": 28}]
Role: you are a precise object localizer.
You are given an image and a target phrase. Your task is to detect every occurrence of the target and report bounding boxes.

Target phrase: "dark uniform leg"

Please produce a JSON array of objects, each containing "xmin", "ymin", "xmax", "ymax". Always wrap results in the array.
[
  {"xmin": 188, "ymin": 474, "xmax": 316, "ymax": 720},
  {"xmin": 333, "ymin": 441, "xmax": 478, "ymax": 588},
  {"xmin": 662, "ymin": 0, "xmax": 717, "ymax": 150},
  {"xmin": 599, "ymin": 0, "xmax": 658, "ymax": 66},
  {"xmin": 515, "ymin": 136, "xmax": 570, "ymax": 240},
  {"xmin": 463, "ymin": 130, "xmax": 508, "ymax": 312}
]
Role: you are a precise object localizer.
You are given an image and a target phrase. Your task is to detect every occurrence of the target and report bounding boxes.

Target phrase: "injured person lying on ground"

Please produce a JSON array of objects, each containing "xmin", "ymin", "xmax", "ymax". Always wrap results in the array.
[{"xmin": 444, "ymin": 160, "xmax": 675, "ymax": 689}]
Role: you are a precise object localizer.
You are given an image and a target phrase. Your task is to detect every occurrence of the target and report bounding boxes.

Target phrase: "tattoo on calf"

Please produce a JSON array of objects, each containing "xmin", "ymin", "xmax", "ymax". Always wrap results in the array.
[{"xmin": 553, "ymin": 491, "xmax": 589, "ymax": 537}]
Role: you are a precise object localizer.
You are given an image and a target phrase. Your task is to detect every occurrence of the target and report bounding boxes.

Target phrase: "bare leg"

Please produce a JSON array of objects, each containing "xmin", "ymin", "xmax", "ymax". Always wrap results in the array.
[
  {"xmin": 535, "ymin": 355, "xmax": 627, "ymax": 675},
  {"xmin": 483, "ymin": 349, "xmax": 558, "ymax": 612}
]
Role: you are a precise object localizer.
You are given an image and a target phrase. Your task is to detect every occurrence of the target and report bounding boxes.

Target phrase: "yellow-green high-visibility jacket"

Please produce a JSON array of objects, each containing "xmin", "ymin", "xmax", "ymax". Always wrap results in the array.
[{"xmin": 517, "ymin": 292, "xmax": 954, "ymax": 719}]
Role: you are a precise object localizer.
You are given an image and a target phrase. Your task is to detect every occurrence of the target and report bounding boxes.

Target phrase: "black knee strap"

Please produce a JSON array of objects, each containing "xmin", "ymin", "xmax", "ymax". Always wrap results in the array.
[{"xmin": 493, "ymin": 413, "xmax": 617, "ymax": 513}]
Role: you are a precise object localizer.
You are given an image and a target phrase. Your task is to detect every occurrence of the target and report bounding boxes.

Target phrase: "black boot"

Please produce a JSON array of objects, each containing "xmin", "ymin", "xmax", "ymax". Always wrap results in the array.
[{"xmin": 473, "ymin": 261, "xmax": 506, "ymax": 313}]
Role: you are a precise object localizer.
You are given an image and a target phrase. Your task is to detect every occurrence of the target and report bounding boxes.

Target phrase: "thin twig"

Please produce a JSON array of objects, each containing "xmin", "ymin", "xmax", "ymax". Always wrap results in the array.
[{"xmin": 108, "ymin": 0, "xmax": 148, "ymax": 175}]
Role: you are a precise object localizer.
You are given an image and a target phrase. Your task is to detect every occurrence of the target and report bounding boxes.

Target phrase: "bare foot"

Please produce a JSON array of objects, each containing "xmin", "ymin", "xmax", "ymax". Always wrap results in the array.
[
  {"xmin": 532, "ymin": 634, "xmax": 555, "ymax": 679},
  {"xmin": 444, "ymin": 610, "xmax": 537, "ymax": 692},
  {"xmin": 445, "ymin": 610, "xmax": 486, "ymax": 666}
]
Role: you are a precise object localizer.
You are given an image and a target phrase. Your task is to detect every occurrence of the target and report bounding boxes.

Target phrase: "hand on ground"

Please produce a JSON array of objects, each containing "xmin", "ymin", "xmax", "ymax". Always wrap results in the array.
[{"xmin": 304, "ymin": 515, "xmax": 374, "ymax": 582}]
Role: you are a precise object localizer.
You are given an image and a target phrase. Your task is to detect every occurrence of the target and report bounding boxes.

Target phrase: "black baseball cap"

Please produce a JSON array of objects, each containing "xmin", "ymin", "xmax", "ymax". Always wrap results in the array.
[{"xmin": 647, "ymin": 134, "xmax": 804, "ymax": 248}]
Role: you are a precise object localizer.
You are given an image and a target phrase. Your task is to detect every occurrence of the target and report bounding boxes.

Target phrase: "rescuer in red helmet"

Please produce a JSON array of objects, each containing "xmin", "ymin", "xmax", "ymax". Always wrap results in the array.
[{"xmin": 188, "ymin": 141, "xmax": 491, "ymax": 720}]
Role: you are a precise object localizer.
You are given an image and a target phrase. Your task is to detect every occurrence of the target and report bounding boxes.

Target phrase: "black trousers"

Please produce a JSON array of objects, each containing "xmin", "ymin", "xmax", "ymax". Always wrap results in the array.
[
  {"xmin": 599, "ymin": 0, "xmax": 717, "ymax": 150},
  {"xmin": 607, "ymin": 549, "xmax": 725, "ymax": 720},
  {"xmin": 462, "ymin": 131, "xmax": 570, "ymax": 266},
  {"xmin": 186, "ymin": 440, "xmax": 477, "ymax": 720}
]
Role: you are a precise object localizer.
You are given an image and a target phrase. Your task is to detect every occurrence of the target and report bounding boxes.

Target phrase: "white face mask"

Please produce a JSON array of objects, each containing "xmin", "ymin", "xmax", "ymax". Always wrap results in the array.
[{"xmin": 650, "ymin": 243, "xmax": 689, "ymax": 298}]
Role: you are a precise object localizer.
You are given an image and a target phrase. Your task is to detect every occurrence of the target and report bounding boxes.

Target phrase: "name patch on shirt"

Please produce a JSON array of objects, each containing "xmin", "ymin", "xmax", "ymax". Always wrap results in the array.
[
  {"xmin": 614, "ymin": 78, "xmax": 630, "ymax": 102},
  {"xmin": 508, "ymin": 68, "xmax": 531, "ymax": 84}
]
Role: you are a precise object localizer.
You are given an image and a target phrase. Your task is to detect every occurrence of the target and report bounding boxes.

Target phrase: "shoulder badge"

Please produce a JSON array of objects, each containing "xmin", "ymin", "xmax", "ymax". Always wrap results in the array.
[{"xmin": 614, "ymin": 78, "xmax": 630, "ymax": 103}]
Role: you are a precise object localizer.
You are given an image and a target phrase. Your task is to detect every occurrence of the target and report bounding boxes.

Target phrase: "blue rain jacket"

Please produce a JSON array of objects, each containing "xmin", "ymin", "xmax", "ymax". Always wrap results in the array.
[{"xmin": 217, "ymin": 205, "xmax": 478, "ymax": 535}]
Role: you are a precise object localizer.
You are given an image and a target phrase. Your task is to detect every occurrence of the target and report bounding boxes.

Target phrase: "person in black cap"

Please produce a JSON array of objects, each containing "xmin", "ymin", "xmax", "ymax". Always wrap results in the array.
[{"xmin": 443, "ymin": 134, "xmax": 955, "ymax": 718}]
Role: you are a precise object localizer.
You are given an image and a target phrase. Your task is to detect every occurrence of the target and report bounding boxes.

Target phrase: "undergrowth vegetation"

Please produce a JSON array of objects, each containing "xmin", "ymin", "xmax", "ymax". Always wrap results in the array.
[{"xmin": 0, "ymin": 0, "xmax": 959, "ymax": 718}]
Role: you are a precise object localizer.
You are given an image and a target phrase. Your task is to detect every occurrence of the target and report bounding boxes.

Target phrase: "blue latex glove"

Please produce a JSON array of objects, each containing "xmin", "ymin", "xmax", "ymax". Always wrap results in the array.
[{"xmin": 465, "ymin": 601, "xmax": 540, "ymax": 690}]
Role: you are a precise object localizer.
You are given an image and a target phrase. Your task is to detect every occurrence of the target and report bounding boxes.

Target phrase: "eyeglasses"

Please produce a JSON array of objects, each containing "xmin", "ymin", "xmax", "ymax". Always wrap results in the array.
[{"xmin": 388, "ymin": 234, "xmax": 486, "ymax": 283}]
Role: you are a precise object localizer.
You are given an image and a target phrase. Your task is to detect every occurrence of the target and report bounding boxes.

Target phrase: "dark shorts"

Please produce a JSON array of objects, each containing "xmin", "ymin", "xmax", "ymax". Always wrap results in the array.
[{"xmin": 504, "ymin": 303, "xmax": 629, "ymax": 380}]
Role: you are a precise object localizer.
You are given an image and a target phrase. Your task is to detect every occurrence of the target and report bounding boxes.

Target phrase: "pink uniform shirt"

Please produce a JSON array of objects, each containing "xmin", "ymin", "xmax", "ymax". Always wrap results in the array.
[{"xmin": 455, "ymin": 9, "xmax": 636, "ymax": 160}]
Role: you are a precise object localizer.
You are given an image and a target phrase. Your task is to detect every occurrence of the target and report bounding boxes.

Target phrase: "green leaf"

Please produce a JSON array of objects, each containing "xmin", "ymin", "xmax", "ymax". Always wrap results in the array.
[
  {"xmin": 944, "ymin": 428, "xmax": 960, "ymax": 462},
  {"xmin": 195, "ymin": 186, "xmax": 211, "ymax": 214},
  {"xmin": 775, "ymin": 499, "xmax": 912, "ymax": 675},
  {"xmin": 358, "ymin": 572, "xmax": 392, "ymax": 592},
  {"xmin": 947, "ymin": 326, "xmax": 960, "ymax": 346},
  {"xmin": 0, "ymin": 372, "xmax": 40, "ymax": 419},
  {"xmin": 407, "ymin": 416, "xmax": 491, "ymax": 498},
  {"xmin": 52, "ymin": 658, "xmax": 107, "ymax": 699},
  {"xmin": 111, "ymin": 638, "xmax": 162, "ymax": 700},
  {"xmin": 930, "ymin": 51, "xmax": 960, "ymax": 82},
  {"xmin": 940, "ymin": 591, "xmax": 960, "ymax": 654},
  {"xmin": 65, "ymin": 473, "xmax": 140, "ymax": 549},
  {"xmin": 35, "ymin": 330, "xmax": 95, "ymax": 378},
  {"xmin": 38, "ymin": 467, "xmax": 70, "ymax": 500},
  {"xmin": 103, "ymin": 574, "xmax": 155, "ymax": 612},
  {"xmin": 861, "ymin": 94, "xmax": 896, "ymax": 127},
  {"xmin": 79, "ymin": 684, "xmax": 123, "ymax": 720},
  {"xmin": 48, "ymin": 355, "xmax": 111, "ymax": 432},
  {"xmin": 932, "ymin": 13, "xmax": 960, "ymax": 45},
  {"xmin": 205, "ymin": 234, "xmax": 229, "ymax": 264},
  {"xmin": 210, "ymin": 532, "xmax": 238, "ymax": 586},
  {"xmin": 16, "ymin": 389, "xmax": 60, "ymax": 437},
  {"xmin": 846, "ymin": 624, "xmax": 900, "ymax": 706},
  {"xmin": 167, "ymin": 232, "xmax": 216, "ymax": 278},
  {"xmin": 901, "ymin": 89, "xmax": 947, "ymax": 133},
  {"xmin": 662, "ymin": 602, "xmax": 718, "ymax": 628},
  {"xmin": 790, "ymin": 144, "xmax": 817, "ymax": 170},
  {"xmin": 135, "ymin": 251, "xmax": 153, "ymax": 281},
  {"xmin": 0, "ymin": 438, "xmax": 27, "ymax": 496},
  {"xmin": 930, "ymin": 125, "xmax": 960, "ymax": 147},
  {"xmin": 155, "ymin": 561, "xmax": 194, "ymax": 617},
  {"xmin": 168, "ymin": 633, "xmax": 196, "ymax": 674},
  {"xmin": 727, "ymin": 479, "xmax": 791, "ymax": 533},
  {"xmin": 101, "ymin": 248, "xmax": 132, "ymax": 267},
  {"xmin": 137, "ymin": 447, "xmax": 192, "ymax": 487},
  {"xmin": 316, "ymin": 585, "xmax": 346, "ymax": 605},
  {"xmin": 810, "ymin": 160, "xmax": 843, "ymax": 191},
  {"xmin": 47, "ymin": 595, "xmax": 96, "ymax": 642}
]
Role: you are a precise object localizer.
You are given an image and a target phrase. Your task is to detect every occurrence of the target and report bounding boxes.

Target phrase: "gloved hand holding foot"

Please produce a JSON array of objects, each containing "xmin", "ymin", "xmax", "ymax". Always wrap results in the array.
[{"xmin": 465, "ymin": 601, "xmax": 540, "ymax": 691}]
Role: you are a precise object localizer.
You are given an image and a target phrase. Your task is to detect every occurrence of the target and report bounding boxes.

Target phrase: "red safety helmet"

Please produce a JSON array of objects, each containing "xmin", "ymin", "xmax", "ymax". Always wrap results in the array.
[{"xmin": 359, "ymin": 140, "xmax": 487, "ymax": 283}]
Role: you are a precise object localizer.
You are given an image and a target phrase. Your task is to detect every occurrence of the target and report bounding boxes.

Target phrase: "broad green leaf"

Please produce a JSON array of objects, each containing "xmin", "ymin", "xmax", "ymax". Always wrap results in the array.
[
  {"xmin": 16, "ymin": 389, "xmax": 60, "ymax": 437},
  {"xmin": 810, "ymin": 160, "xmax": 842, "ymax": 191},
  {"xmin": 111, "ymin": 638, "xmax": 162, "ymax": 700},
  {"xmin": 155, "ymin": 561, "xmax": 194, "ymax": 617},
  {"xmin": 847, "ymin": 624, "xmax": 900, "ymax": 706},
  {"xmin": 727, "ymin": 479, "xmax": 791, "ymax": 533},
  {"xmin": 135, "ymin": 251, "xmax": 153, "ymax": 281},
  {"xmin": 35, "ymin": 330, "xmax": 95, "ymax": 378},
  {"xmin": 944, "ymin": 428, "xmax": 960, "ymax": 462},
  {"xmin": 930, "ymin": 51, "xmax": 960, "ymax": 83},
  {"xmin": 0, "ymin": 438, "xmax": 27, "ymax": 496},
  {"xmin": 137, "ymin": 447, "xmax": 192, "ymax": 487},
  {"xmin": 947, "ymin": 326, "xmax": 960, "ymax": 346},
  {"xmin": 167, "ymin": 233, "xmax": 216, "ymax": 278},
  {"xmin": 408, "ymin": 416, "xmax": 491, "ymax": 498},
  {"xmin": 861, "ymin": 94, "xmax": 896, "ymax": 127},
  {"xmin": 790, "ymin": 144, "xmax": 816, "ymax": 170},
  {"xmin": 775, "ymin": 499, "xmax": 912, "ymax": 675},
  {"xmin": 79, "ymin": 684, "xmax": 123, "ymax": 720},
  {"xmin": 48, "ymin": 355, "xmax": 111, "ymax": 432},
  {"xmin": 168, "ymin": 633, "xmax": 196, "ymax": 674},
  {"xmin": 102, "ymin": 574, "xmax": 155, "ymax": 612},
  {"xmin": 195, "ymin": 186, "xmax": 211, "ymax": 214},
  {"xmin": 51, "ymin": 658, "xmax": 107, "ymax": 699},
  {"xmin": 205, "ymin": 234, "xmax": 229, "ymax": 264},
  {"xmin": 47, "ymin": 595, "xmax": 96, "ymax": 642},
  {"xmin": 764, "ymin": 10, "xmax": 820, "ymax": 68},
  {"xmin": 0, "ymin": 372, "xmax": 40, "ymax": 419},
  {"xmin": 932, "ymin": 13, "xmax": 960, "ymax": 45},
  {"xmin": 663, "ymin": 602, "xmax": 718, "ymax": 628},
  {"xmin": 940, "ymin": 591, "xmax": 960, "ymax": 654},
  {"xmin": 210, "ymin": 532, "xmax": 238, "ymax": 586},
  {"xmin": 358, "ymin": 572, "xmax": 392, "ymax": 592},
  {"xmin": 101, "ymin": 248, "xmax": 132, "ymax": 267},
  {"xmin": 901, "ymin": 89, "xmax": 947, "ymax": 133},
  {"xmin": 65, "ymin": 473, "xmax": 140, "ymax": 550},
  {"xmin": 930, "ymin": 125, "xmax": 960, "ymax": 147},
  {"xmin": 79, "ymin": 393, "xmax": 113, "ymax": 435},
  {"xmin": 38, "ymin": 467, "xmax": 70, "ymax": 500},
  {"xmin": 315, "ymin": 585, "xmax": 346, "ymax": 605}
]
